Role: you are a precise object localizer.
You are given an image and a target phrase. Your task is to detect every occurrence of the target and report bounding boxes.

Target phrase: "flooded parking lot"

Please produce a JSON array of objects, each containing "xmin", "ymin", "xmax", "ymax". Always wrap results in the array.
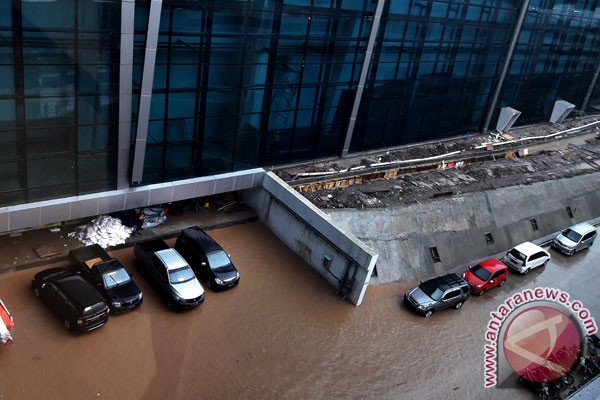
[{"xmin": 1, "ymin": 221, "xmax": 598, "ymax": 399}]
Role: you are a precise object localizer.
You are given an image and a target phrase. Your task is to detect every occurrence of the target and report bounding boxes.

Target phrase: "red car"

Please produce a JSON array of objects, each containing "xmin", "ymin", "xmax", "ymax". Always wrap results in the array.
[
  {"xmin": 463, "ymin": 258, "xmax": 508, "ymax": 296},
  {"xmin": 0, "ymin": 298, "xmax": 14, "ymax": 346}
]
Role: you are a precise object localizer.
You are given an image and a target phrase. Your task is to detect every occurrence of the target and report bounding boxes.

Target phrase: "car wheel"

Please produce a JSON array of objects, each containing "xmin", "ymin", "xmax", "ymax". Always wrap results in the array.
[
  {"xmin": 64, "ymin": 320, "xmax": 71, "ymax": 330},
  {"xmin": 499, "ymin": 279, "xmax": 506, "ymax": 287},
  {"xmin": 424, "ymin": 310, "xmax": 433, "ymax": 318},
  {"xmin": 543, "ymin": 259, "xmax": 549, "ymax": 267},
  {"xmin": 455, "ymin": 301, "xmax": 464, "ymax": 310},
  {"xmin": 523, "ymin": 268, "xmax": 529, "ymax": 275},
  {"xmin": 33, "ymin": 287, "xmax": 40, "ymax": 297},
  {"xmin": 478, "ymin": 290, "xmax": 486, "ymax": 296}
]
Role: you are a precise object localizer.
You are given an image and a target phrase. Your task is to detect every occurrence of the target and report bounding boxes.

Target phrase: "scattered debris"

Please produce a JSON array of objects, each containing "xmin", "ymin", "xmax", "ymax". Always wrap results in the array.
[
  {"xmin": 33, "ymin": 243, "xmax": 62, "ymax": 259},
  {"xmin": 69, "ymin": 215, "xmax": 133, "ymax": 248}
]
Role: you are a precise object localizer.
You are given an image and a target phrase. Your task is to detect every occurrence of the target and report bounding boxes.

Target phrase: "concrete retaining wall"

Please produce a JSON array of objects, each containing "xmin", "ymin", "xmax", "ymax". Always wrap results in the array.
[
  {"xmin": 243, "ymin": 172, "xmax": 378, "ymax": 306},
  {"xmin": 328, "ymin": 172, "xmax": 600, "ymax": 284}
]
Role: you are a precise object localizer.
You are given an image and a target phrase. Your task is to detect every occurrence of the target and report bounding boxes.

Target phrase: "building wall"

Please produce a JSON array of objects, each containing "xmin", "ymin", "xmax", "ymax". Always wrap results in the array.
[
  {"xmin": 328, "ymin": 172, "xmax": 600, "ymax": 284},
  {"xmin": 2, "ymin": 1, "xmax": 600, "ymax": 209}
]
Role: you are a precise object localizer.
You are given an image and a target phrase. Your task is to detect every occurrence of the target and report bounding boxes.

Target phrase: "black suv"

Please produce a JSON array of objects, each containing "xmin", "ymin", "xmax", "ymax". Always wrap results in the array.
[
  {"xmin": 31, "ymin": 268, "xmax": 110, "ymax": 332},
  {"xmin": 175, "ymin": 226, "xmax": 240, "ymax": 291},
  {"xmin": 404, "ymin": 273, "xmax": 470, "ymax": 318}
]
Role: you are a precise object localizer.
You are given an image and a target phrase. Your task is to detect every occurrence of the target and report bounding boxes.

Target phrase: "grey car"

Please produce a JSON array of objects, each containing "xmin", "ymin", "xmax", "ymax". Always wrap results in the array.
[
  {"xmin": 404, "ymin": 273, "xmax": 470, "ymax": 318},
  {"xmin": 552, "ymin": 222, "xmax": 597, "ymax": 256}
]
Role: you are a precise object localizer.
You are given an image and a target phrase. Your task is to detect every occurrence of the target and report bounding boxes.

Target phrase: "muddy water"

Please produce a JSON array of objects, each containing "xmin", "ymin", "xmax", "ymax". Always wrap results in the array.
[{"xmin": 0, "ymin": 222, "xmax": 532, "ymax": 399}]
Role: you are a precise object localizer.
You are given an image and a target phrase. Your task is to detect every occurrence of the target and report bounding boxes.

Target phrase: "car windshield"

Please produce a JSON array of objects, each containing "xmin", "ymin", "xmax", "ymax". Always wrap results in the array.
[
  {"xmin": 469, "ymin": 264, "xmax": 492, "ymax": 281},
  {"xmin": 169, "ymin": 267, "xmax": 196, "ymax": 284},
  {"xmin": 508, "ymin": 248, "xmax": 527, "ymax": 262},
  {"xmin": 102, "ymin": 268, "xmax": 131, "ymax": 289},
  {"xmin": 207, "ymin": 250, "xmax": 231, "ymax": 270},
  {"xmin": 563, "ymin": 229, "xmax": 582, "ymax": 243},
  {"xmin": 419, "ymin": 281, "xmax": 444, "ymax": 301}
]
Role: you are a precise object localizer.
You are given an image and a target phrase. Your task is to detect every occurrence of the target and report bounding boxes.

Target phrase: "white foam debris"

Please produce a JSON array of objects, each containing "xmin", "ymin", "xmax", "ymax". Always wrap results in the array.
[{"xmin": 70, "ymin": 215, "xmax": 133, "ymax": 248}]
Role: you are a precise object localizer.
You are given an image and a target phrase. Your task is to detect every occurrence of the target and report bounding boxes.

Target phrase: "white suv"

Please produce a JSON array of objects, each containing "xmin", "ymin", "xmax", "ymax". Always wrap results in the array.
[{"xmin": 503, "ymin": 242, "xmax": 550, "ymax": 275}]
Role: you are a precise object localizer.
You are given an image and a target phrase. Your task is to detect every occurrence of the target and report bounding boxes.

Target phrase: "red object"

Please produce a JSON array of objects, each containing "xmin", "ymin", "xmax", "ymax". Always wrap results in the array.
[
  {"xmin": 1, "ymin": 298, "xmax": 14, "ymax": 345},
  {"xmin": 463, "ymin": 258, "xmax": 508, "ymax": 296}
]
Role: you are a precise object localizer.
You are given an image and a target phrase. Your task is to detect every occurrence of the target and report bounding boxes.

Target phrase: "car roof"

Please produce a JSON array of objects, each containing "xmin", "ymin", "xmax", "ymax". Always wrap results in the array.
[
  {"xmin": 180, "ymin": 226, "xmax": 223, "ymax": 253},
  {"xmin": 54, "ymin": 275, "xmax": 104, "ymax": 307},
  {"xmin": 478, "ymin": 258, "xmax": 507, "ymax": 272},
  {"xmin": 155, "ymin": 248, "xmax": 190, "ymax": 271},
  {"xmin": 427, "ymin": 273, "xmax": 466, "ymax": 291},
  {"xmin": 513, "ymin": 241, "xmax": 546, "ymax": 256},
  {"xmin": 568, "ymin": 222, "xmax": 596, "ymax": 235}
]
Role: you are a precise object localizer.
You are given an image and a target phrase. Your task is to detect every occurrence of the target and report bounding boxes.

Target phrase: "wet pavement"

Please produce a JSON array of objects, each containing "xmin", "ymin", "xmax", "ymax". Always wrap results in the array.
[{"xmin": 1, "ymin": 217, "xmax": 599, "ymax": 399}]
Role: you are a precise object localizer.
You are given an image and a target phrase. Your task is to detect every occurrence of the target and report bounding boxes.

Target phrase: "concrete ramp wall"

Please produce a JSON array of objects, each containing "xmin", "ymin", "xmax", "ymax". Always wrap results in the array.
[
  {"xmin": 329, "ymin": 172, "xmax": 600, "ymax": 284},
  {"xmin": 243, "ymin": 172, "xmax": 378, "ymax": 306}
]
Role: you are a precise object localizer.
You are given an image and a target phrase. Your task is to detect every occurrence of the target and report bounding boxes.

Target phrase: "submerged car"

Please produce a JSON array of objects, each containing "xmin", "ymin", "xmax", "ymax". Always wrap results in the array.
[
  {"xmin": 31, "ymin": 268, "xmax": 109, "ymax": 332},
  {"xmin": 503, "ymin": 242, "xmax": 550, "ymax": 275},
  {"xmin": 404, "ymin": 273, "xmax": 470, "ymax": 318},
  {"xmin": 175, "ymin": 226, "xmax": 240, "ymax": 291},
  {"xmin": 463, "ymin": 258, "xmax": 508, "ymax": 296},
  {"xmin": 552, "ymin": 222, "xmax": 597, "ymax": 255}
]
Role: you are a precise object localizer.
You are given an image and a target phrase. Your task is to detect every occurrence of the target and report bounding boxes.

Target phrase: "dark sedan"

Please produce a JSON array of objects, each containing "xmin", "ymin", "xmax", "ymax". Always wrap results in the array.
[
  {"xmin": 175, "ymin": 226, "xmax": 240, "ymax": 291},
  {"xmin": 31, "ymin": 268, "xmax": 109, "ymax": 332}
]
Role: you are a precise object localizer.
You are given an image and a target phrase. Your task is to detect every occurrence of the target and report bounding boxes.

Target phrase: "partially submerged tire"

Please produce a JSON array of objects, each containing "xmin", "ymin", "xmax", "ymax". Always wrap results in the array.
[
  {"xmin": 424, "ymin": 310, "xmax": 433, "ymax": 318},
  {"xmin": 455, "ymin": 301, "xmax": 464, "ymax": 310}
]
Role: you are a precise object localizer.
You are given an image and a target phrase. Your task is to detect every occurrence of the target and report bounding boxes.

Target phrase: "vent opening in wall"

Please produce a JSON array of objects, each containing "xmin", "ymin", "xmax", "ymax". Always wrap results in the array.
[
  {"xmin": 567, "ymin": 206, "xmax": 574, "ymax": 218},
  {"xmin": 530, "ymin": 218, "xmax": 539, "ymax": 231},
  {"xmin": 484, "ymin": 232, "xmax": 494, "ymax": 244},
  {"xmin": 429, "ymin": 247, "xmax": 441, "ymax": 263}
]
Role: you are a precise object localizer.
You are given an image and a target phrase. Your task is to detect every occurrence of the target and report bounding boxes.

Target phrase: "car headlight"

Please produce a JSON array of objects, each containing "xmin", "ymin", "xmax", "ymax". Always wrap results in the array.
[
  {"xmin": 215, "ymin": 278, "xmax": 224, "ymax": 285},
  {"xmin": 476, "ymin": 284, "xmax": 483, "ymax": 288},
  {"xmin": 417, "ymin": 304, "xmax": 427, "ymax": 310},
  {"xmin": 138, "ymin": 293, "xmax": 143, "ymax": 299},
  {"xmin": 235, "ymin": 272, "xmax": 240, "ymax": 279},
  {"xmin": 112, "ymin": 301, "xmax": 121, "ymax": 307}
]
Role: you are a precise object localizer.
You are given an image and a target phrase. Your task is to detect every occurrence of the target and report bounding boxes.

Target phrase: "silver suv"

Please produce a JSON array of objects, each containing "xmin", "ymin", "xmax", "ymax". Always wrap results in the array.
[
  {"xmin": 552, "ymin": 222, "xmax": 597, "ymax": 256},
  {"xmin": 404, "ymin": 273, "xmax": 470, "ymax": 318}
]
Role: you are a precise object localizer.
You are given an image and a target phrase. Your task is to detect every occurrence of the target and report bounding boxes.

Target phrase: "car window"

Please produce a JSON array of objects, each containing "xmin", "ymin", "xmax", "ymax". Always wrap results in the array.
[
  {"xmin": 169, "ymin": 266, "xmax": 196, "ymax": 284},
  {"xmin": 442, "ymin": 290, "xmax": 459, "ymax": 300},
  {"xmin": 583, "ymin": 232, "xmax": 595, "ymax": 241},
  {"xmin": 508, "ymin": 248, "xmax": 526, "ymax": 261},
  {"xmin": 469, "ymin": 264, "xmax": 491, "ymax": 281},
  {"xmin": 491, "ymin": 271, "xmax": 504, "ymax": 280},
  {"xmin": 529, "ymin": 253, "xmax": 541, "ymax": 261},
  {"xmin": 419, "ymin": 281, "xmax": 444, "ymax": 301},
  {"xmin": 102, "ymin": 268, "xmax": 131, "ymax": 289},
  {"xmin": 206, "ymin": 250, "xmax": 230, "ymax": 269},
  {"xmin": 563, "ymin": 229, "xmax": 582, "ymax": 243}
]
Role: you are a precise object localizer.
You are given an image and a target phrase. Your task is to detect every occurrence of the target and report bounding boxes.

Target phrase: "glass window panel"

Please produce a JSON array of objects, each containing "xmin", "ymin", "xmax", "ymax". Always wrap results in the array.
[
  {"xmin": 78, "ymin": 0, "xmax": 119, "ymax": 32},
  {"xmin": 78, "ymin": 125, "xmax": 112, "ymax": 151},
  {"xmin": 204, "ymin": 115, "xmax": 236, "ymax": 139},
  {"xmin": 0, "ymin": 100, "xmax": 15, "ymax": 131},
  {"xmin": 169, "ymin": 65, "xmax": 198, "ymax": 89},
  {"xmin": 0, "ymin": 131, "xmax": 17, "ymax": 161},
  {"xmin": 298, "ymin": 88, "xmax": 316, "ymax": 109},
  {"xmin": 208, "ymin": 64, "xmax": 243, "ymax": 88},
  {"xmin": 0, "ymin": 2, "xmax": 11, "ymax": 28},
  {"xmin": 280, "ymin": 13, "xmax": 309, "ymax": 35},
  {"xmin": 22, "ymin": 0, "xmax": 75, "ymax": 29},
  {"xmin": 27, "ymin": 126, "xmax": 75, "ymax": 156},
  {"xmin": 27, "ymin": 156, "xmax": 76, "ymax": 188},
  {"xmin": 389, "ymin": 0, "xmax": 410, "ymax": 15},
  {"xmin": 172, "ymin": 9, "xmax": 202, "ymax": 34},
  {"xmin": 23, "ymin": 31, "xmax": 75, "ymax": 64},
  {"xmin": 0, "ymin": 45, "xmax": 13, "ymax": 64},
  {"xmin": 154, "ymin": 65, "xmax": 167, "ymax": 90},
  {"xmin": 284, "ymin": 0, "xmax": 310, "ymax": 7},
  {"xmin": 302, "ymin": 64, "xmax": 321, "ymax": 84},
  {"xmin": 168, "ymin": 93, "xmax": 196, "ymax": 119},
  {"xmin": 0, "ymin": 162, "xmax": 20, "ymax": 191},
  {"xmin": 166, "ymin": 119, "xmax": 194, "ymax": 142},
  {"xmin": 205, "ymin": 91, "xmax": 237, "ymax": 116},
  {"xmin": 25, "ymin": 97, "xmax": 75, "ymax": 127},
  {"xmin": 241, "ymin": 89, "xmax": 265, "ymax": 114},
  {"xmin": 78, "ymin": 96, "xmax": 112, "ymax": 125},
  {"xmin": 147, "ymin": 121, "xmax": 165, "ymax": 144},
  {"xmin": 296, "ymin": 110, "xmax": 312, "ymax": 127},
  {"xmin": 24, "ymin": 66, "xmax": 75, "ymax": 96},
  {"xmin": 150, "ymin": 94, "xmax": 166, "ymax": 119},
  {"xmin": 202, "ymin": 138, "xmax": 233, "ymax": 174},
  {"xmin": 0, "ymin": 66, "xmax": 15, "ymax": 96},
  {"xmin": 341, "ymin": 1, "xmax": 367, "ymax": 11},
  {"xmin": 166, "ymin": 144, "xmax": 193, "ymax": 170},
  {"xmin": 249, "ymin": 10, "xmax": 274, "ymax": 34},
  {"xmin": 431, "ymin": 2, "xmax": 448, "ymax": 18},
  {"xmin": 213, "ymin": 9, "xmax": 244, "ymax": 34},
  {"xmin": 269, "ymin": 111, "xmax": 295, "ymax": 130},
  {"xmin": 79, "ymin": 65, "xmax": 111, "ymax": 94},
  {"xmin": 78, "ymin": 152, "xmax": 115, "ymax": 193}
]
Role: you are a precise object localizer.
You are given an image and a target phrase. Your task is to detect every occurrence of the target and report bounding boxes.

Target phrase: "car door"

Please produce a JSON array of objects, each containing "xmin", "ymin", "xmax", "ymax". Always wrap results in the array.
[
  {"xmin": 440, "ymin": 289, "xmax": 460, "ymax": 310},
  {"xmin": 488, "ymin": 270, "xmax": 504, "ymax": 289},
  {"xmin": 581, "ymin": 231, "xmax": 596, "ymax": 250}
]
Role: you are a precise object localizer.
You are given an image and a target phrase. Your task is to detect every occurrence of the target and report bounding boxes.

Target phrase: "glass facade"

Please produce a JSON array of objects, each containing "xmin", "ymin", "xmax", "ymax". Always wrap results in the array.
[
  {"xmin": 2, "ymin": 0, "xmax": 600, "ymax": 204},
  {"xmin": 1, "ymin": 0, "xmax": 120, "ymax": 205}
]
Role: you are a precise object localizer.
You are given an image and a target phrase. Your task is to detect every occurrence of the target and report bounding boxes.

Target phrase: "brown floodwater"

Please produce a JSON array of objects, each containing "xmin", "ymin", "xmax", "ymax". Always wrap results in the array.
[{"xmin": 0, "ymin": 221, "xmax": 565, "ymax": 399}]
